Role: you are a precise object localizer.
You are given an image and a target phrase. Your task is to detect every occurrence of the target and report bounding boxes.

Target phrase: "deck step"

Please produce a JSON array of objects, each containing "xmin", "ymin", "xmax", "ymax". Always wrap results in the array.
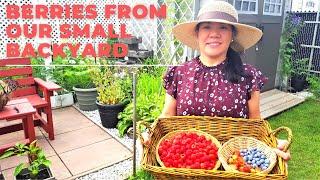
[{"xmin": 260, "ymin": 89, "xmax": 305, "ymax": 119}]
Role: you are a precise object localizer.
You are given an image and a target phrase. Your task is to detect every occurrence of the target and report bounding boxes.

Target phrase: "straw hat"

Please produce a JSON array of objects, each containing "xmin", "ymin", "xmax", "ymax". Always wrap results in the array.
[{"xmin": 172, "ymin": 1, "xmax": 263, "ymax": 52}]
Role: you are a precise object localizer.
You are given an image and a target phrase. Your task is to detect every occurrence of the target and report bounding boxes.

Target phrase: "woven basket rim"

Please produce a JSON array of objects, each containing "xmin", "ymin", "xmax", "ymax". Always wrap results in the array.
[
  {"xmin": 156, "ymin": 129, "xmax": 222, "ymax": 171},
  {"xmin": 218, "ymin": 136, "xmax": 277, "ymax": 174}
]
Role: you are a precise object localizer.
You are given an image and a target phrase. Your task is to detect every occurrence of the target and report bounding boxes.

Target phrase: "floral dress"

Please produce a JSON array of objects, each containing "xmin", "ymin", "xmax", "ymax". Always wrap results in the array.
[{"xmin": 163, "ymin": 57, "xmax": 267, "ymax": 118}]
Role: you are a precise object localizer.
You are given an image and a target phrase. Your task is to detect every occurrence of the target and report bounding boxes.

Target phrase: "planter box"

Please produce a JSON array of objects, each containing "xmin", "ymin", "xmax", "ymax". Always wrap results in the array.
[
  {"xmin": 50, "ymin": 92, "xmax": 74, "ymax": 109},
  {"xmin": 14, "ymin": 166, "xmax": 54, "ymax": 180}
]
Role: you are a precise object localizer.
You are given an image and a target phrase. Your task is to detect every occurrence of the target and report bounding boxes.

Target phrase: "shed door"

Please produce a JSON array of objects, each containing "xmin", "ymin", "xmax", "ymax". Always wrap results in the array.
[{"xmin": 238, "ymin": 0, "xmax": 285, "ymax": 91}]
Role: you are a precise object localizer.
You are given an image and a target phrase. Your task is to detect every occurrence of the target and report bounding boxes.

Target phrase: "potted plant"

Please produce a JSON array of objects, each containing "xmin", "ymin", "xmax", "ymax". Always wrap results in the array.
[
  {"xmin": 0, "ymin": 141, "xmax": 53, "ymax": 180},
  {"xmin": 90, "ymin": 64, "xmax": 131, "ymax": 128},
  {"xmin": 0, "ymin": 78, "xmax": 18, "ymax": 111},
  {"xmin": 279, "ymin": 13, "xmax": 304, "ymax": 91},
  {"xmin": 0, "ymin": 166, "xmax": 4, "ymax": 180},
  {"xmin": 291, "ymin": 58, "xmax": 309, "ymax": 92},
  {"xmin": 51, "ymin": 53, "xmax": 97, "ymax": 111}
]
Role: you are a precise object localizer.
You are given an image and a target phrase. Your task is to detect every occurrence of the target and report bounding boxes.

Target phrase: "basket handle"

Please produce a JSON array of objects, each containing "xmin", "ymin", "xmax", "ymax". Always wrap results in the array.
[
  {"xmin": 270, "ymin": 126, "xmax": 292, "ymax": 152},
  {"xmin": 136, "ymin": 121, "xmax": 153, "ymax": 147}
]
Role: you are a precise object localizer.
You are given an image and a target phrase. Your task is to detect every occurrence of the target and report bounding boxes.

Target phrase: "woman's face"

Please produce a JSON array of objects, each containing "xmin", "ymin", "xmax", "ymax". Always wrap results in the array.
[{"xmin": 197, "ymin": 22, "xmax": 233, "ymax": 60}]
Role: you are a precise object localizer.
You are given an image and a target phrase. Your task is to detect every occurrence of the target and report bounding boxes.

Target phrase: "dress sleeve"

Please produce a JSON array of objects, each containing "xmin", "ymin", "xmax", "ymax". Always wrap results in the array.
[
  {"xmin": 246, "ymin": 64, "xmax": 268, "ymax": 93},
  {"xmin": 163, "ymin": 66, "xmax": 179, "ymax": 99}
]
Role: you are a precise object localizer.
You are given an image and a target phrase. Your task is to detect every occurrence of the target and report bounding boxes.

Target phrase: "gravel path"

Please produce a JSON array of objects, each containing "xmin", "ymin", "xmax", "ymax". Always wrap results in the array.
[{"xmin": 74, "ymin": 107, "xmax": 143, "ymax": 180}]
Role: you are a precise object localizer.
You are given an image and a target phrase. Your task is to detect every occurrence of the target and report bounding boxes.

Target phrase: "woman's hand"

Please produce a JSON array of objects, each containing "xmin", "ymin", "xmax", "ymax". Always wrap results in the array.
[{"xmin": 274, "ymin": 139, "xmax": 291, "ymax": 161}]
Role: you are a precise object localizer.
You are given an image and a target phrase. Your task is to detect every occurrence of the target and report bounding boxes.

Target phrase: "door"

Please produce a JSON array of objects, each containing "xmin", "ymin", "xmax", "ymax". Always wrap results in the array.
[{"xmin": 239, "ymin": 0, "xmax": 285, "ymax": 91}]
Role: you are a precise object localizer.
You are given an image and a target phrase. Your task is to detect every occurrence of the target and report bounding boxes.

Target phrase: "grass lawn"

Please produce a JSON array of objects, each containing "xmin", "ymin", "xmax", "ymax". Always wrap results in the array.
[{"xmin": 268, "ymin": 99, "xmax": 320, "ymax": 180}]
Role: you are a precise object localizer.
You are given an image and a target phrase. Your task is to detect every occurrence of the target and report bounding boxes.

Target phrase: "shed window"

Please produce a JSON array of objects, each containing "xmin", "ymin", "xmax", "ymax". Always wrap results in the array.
[
  {"xmin": 227, "ymin": 0, "xmax": 258, "ymax": 14},
  {"xmin": 263, "ymin": 0, "xmax": 282, "ymax": 16},
  {"xmin": 306, "ymin": 1, "xmax": 315, "ymax": 8}
]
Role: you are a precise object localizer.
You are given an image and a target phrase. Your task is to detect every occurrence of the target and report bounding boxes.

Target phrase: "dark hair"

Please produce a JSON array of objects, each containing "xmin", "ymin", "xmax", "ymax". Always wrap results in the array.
[
  {"xmin": 224, "ymin": 48, "xmax": 251, "ymax": 83},
  {"xmin": 195, "ymin": 22, "xmax": 251, "ymax": 83}
]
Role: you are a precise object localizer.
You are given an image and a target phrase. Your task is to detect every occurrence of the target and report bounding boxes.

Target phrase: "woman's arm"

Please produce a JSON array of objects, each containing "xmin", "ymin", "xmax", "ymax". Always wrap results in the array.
[
  {"xmin": 248, "ymin": 90, "xmax": 261, "ymax": 119},
  {"xmin": 160, "ymin": 93, "xmax": 177, "ymax": 117}
]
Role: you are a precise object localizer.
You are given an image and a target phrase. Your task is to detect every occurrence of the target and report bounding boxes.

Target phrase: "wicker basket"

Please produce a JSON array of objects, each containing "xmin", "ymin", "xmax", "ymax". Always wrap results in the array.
[
  {"xmin": 139, "ymin": 116, "xmax": 292, "ymax": 180},
  {"xmin": 0, "ymin": 94, "xmax": 9, "ymax": 111},
  {"xmin": 218, "ymin": 136, "xmax": 277, "ymax": 174},
  {"xmin": 156, "ymin": 129, "xmax": 222, "ymax": 170}
]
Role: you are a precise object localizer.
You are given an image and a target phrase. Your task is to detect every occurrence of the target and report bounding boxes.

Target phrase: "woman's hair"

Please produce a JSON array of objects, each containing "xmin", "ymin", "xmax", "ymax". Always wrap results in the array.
[
  {"xmin": 225, "ymin": 47, "xmax": 251, "ymax": 83},
  {"xmin": 195, "ymin": 22, "xmax": 251, "ymax": 83}
]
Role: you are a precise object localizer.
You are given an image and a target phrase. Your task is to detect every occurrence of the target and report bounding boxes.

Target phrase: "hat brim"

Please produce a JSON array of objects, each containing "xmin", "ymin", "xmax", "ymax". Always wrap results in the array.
[{"xmin": 172, "ymin": 19, "xmax": 263, "ymax": 52}]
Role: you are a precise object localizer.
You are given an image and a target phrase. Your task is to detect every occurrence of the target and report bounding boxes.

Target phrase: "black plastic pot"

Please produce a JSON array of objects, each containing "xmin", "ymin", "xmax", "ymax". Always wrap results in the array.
[
  {"xmin": 14, "ymin": 165, "xmax": 54, "ymax": 180},
  {"xmin": 0, "ymin": 173, "xmax": 4, "ymax": 180},
  {"xmin": 96, "ymin": 100, "xmax": 128, "ymax": 128},
  {"xmin": 291, "ymin": 75, "xmax": 306, "ymax": 92}
]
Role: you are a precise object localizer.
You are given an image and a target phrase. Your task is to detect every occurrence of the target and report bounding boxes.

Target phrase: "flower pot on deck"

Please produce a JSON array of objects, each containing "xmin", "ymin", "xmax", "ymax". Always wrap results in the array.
[
  {"xmin": 14, "ymin": 165, "xmax": 54, "ymax": 180},
  {"xmin": 0, "ymin": 173, "xmax": 4, "ymax": 180},
  {"xmin": 96, "ymin": 100, "xmax": 127, "ymax": 128},
  {"xmin": 291, "ymin": 75, "xmax": 306, "ymax": 92},
  {"xmin": 73, "ymin": 87, "xmax": 98, "ymax": 111}
]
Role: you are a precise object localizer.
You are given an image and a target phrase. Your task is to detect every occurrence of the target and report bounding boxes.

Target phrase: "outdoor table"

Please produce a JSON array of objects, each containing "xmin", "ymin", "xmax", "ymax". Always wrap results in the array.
[{"xmin": 0, "ymin": 98, "xmax": 36, "ymax": 154}]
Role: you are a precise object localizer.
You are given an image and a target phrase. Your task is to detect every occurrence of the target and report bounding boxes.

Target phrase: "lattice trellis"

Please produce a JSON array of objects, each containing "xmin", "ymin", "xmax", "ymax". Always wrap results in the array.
[
  {"xmin": 126, "ymin": 0, "xmax": 195, "ymax": 64},
  {"xmin": 292, "ymin": 12, "xmax": 320, "ymax": 75}
]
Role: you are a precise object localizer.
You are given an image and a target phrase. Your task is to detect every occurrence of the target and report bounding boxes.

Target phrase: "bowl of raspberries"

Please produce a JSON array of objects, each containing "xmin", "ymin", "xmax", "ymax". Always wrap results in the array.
[{"xmin": 156, "ymin": 129, "xmax": 222, "ymax": 170}]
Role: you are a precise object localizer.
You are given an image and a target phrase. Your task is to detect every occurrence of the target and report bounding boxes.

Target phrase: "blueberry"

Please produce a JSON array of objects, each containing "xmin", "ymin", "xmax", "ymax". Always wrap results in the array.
[
  {"xmin": 248, "ymin": 160, "xmax": 252, "ymax": 164},
  {"xmin": 261, "ymin": 155, "xmax": 266, "ymax": 159},
  {"xmin": 252, "ymin": 164, "xmax": 257, "ymax": 168},
  {"xmin": 244, "ymin": 156, "xmax": 248, "ymax": 161},
  {"xmin": 252, "ymin": 159, "xmax": 256, "ymax": 164},
  {"xmin": 248, "ymin": 155, "xmax": 253, "ymax": 160},
  {"xmin": 261, "ymin": 166, "xmax": 267, "ymax": 170},
  {"xmin": 256, "ymin": 161, "xmax": 261, "ymax": 166},
  {"xmin": 265, "ymin": 159, "xmax": 270, "ymax": 164}
]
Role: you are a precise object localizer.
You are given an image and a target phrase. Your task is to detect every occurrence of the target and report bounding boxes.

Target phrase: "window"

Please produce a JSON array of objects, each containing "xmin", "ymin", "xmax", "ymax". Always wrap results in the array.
[
  {"xmin": 227, "ymin": 0, "xmax": 258, "ymax": 14},
  {"xmin": 306, "ymin": 1, "xmax": 315, "ymax": 8},
  {"xmin": 263, "ymin": 0, "xmax": 282, "ymax": 16}
]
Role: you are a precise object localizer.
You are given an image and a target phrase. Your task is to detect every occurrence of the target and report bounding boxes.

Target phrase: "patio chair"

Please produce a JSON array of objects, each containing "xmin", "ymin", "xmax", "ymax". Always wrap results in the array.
[{"xmin": 0, "ymin": 58, "xmax": 61, "ymax": 140}]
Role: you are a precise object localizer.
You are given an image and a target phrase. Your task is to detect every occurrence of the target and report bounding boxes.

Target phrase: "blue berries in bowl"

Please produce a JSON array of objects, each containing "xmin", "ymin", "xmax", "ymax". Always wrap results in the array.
[
  {"xmin": 218, "ymin": 136, "xmax": 277, "ymax": 174},
  {"xmin": 240, "ymin": 148, "xmax": 271, "ymax": 172}
]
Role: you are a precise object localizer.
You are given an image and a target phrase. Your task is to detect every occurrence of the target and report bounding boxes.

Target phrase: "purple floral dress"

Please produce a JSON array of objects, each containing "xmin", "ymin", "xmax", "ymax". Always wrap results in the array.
[{"xmin": 163, "ymin": 57, "xmax": 267, "ymax": 118}]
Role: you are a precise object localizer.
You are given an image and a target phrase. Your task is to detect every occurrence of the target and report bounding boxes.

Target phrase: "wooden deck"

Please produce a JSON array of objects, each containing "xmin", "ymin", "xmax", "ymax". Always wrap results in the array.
[{"xmin": 260, "ymin": 89, "xmax": 305, "ymax": 119}]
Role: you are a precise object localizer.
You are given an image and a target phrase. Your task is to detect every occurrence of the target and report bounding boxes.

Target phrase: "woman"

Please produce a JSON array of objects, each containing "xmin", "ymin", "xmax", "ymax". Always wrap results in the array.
[{"xmin": 145, "ymin": 1, "xmax": 290, "ymax": 160}]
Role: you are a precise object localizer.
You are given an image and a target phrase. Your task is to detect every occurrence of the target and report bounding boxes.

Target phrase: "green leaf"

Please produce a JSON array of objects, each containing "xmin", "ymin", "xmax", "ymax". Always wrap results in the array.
[
  {"xmin": 0, "ymin": 151, "xmax": 15, "ymax": 159},
  {"xmin": 42, "ymin": 160, "xmax": 52, "ymax": 167},
  {"xmin": 14, "ymin": 163, "xmax": 25, "ymax": 176}
]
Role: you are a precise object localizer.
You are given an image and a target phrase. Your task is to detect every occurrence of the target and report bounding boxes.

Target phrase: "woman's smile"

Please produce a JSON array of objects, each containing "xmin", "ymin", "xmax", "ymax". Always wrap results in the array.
[{"xmin": 205, "ymin": 41, "xmax": 222, "ymax": 48}]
